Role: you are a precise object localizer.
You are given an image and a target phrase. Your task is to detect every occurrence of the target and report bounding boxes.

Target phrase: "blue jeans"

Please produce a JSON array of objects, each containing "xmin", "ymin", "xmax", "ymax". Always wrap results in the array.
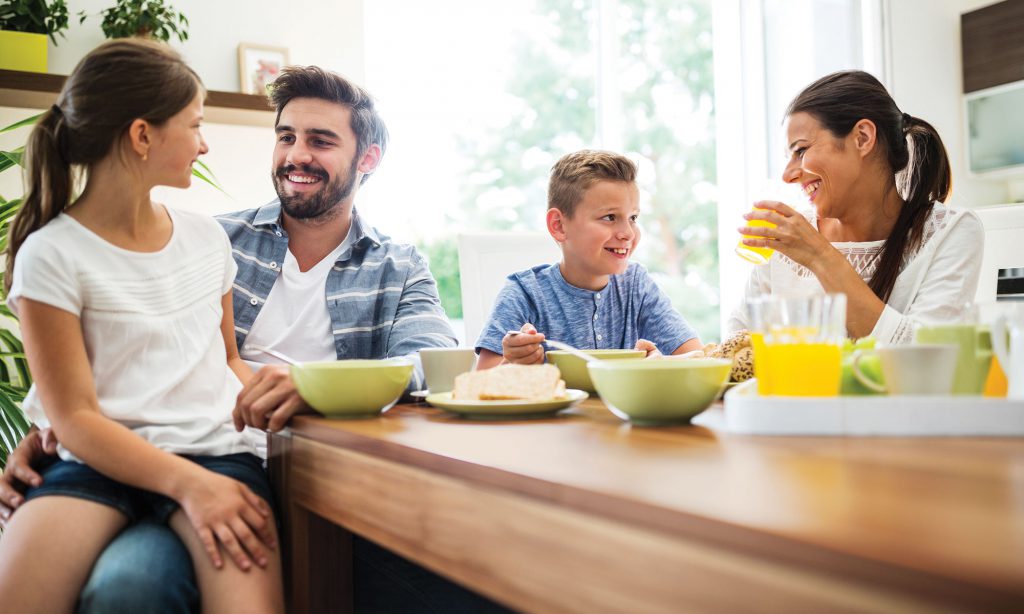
[
  {"xmin": 78, "ymin": 518, "xmax": 198, "ymax": 614},
  {"xmin": 76, "ymin": 527, "xmax": 511, "ymax": 613}
]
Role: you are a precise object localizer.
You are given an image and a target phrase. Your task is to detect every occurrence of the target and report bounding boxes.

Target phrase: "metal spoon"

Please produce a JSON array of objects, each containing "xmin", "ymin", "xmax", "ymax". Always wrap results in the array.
[
  {"xmin": 245, "ymin": 344, "xmax": 301, "ymax": 366},
  {"xmin": 506, "ymin": 331, "xmax": 597, "ymax": 363}
]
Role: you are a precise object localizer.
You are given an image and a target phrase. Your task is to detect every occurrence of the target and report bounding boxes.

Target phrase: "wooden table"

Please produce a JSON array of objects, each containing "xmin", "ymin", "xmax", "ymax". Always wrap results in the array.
[{"xmin": 268, "ymin": 399, "xmax": 1024, "ymax": 613}]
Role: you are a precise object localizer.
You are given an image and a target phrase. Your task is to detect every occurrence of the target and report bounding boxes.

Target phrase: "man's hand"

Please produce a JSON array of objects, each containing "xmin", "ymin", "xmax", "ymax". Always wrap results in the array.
[
  {"xmin": 1, "ymin": 427, "xmax": 58, "ymax": 527},
  {"xmin": 232, "ymin": 365, "xmax": 311, "ymax": 433},
  {"xmin": 501, "ymin": 323, "xmax": 546, "ymax": 365}
]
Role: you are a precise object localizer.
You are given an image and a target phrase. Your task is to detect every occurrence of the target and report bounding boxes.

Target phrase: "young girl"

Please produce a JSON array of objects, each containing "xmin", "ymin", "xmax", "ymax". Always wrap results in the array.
[{"xmin": 0, "ymin": 40, "xmax": 283, "ymax": 613}]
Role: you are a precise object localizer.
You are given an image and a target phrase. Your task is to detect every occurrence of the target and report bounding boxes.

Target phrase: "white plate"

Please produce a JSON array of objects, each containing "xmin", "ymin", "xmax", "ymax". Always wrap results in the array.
[{"xmin": 426, "ymin": 389, "xmax": 588, "ymax": 419}]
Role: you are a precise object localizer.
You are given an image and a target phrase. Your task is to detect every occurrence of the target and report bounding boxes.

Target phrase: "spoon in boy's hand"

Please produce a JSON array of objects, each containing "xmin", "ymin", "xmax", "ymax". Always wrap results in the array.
[{"xmin": 505, "ymin": 331, "xmax": 597, "ymax": 363}]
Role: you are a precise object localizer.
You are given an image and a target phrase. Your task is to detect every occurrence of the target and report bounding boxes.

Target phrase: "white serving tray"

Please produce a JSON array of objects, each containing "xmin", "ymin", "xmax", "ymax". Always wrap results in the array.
[{"xmin": 706, "ymin": 380, "xmax": 1024, "ymax": 436}]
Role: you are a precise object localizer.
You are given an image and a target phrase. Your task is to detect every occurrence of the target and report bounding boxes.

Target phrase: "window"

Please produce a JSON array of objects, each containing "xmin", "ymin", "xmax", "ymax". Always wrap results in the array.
[
  {"xmin": 712, "ymin": 0, "xmax": 885, "ymax": 334},
  {"xmin": 364, "ymin": 0, "xmax": 719, "ymax": 343}
]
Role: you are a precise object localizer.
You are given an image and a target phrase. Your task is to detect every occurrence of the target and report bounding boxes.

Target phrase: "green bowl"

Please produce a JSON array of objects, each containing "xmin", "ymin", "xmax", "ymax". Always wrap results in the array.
[
  {"xmin": 290, "ymin": 358, "xmax": 414, "ymax": 418},
  {"xmin": 547, "ymin": 349, "xmax": 646, "ymax": 392},
  {"xmin": 587, "ymin": 358, "xmax": 731, "ymax": 426}
]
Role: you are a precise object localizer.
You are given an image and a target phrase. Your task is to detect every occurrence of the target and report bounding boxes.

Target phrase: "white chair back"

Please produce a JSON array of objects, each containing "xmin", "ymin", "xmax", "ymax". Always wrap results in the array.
[
  {"xmin": 458, "ymin": 232, "xmax": 561, "ymax": 349},
  {"xmin": 974, "ymin": 204, "xmax": 1024, "ymax": 303}
]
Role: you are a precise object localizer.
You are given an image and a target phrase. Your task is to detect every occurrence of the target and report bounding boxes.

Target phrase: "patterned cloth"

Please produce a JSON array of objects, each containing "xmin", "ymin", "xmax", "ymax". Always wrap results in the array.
[{"xmin": 217, "ymin": 200, "xmax": 457, "ymax": 391}]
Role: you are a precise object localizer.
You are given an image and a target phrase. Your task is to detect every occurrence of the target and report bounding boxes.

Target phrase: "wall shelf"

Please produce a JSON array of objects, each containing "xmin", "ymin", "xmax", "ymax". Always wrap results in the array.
[{"xmin": 0, "ymin": 69, "xmax": 275, "ymax": 127}]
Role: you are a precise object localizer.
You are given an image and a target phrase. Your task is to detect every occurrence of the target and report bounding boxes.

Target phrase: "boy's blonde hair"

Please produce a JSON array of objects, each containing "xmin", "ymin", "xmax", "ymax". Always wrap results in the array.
[{"xmin": 548, "ymin": 150, "xmax": 637, "ymax": 217}]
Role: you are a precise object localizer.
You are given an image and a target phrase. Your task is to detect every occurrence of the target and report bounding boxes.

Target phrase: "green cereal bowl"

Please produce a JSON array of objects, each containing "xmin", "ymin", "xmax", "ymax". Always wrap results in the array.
[
  {"xmin": 547, "ymin": 349, "xmax": 646, "ymax": 392},
  {"xmin": 290, "ymin": 358, "xmax": 414, "ymax": 418},
  {"xmin": 587, "ymin": 358, "xmax": 731, "ymax": 426}
]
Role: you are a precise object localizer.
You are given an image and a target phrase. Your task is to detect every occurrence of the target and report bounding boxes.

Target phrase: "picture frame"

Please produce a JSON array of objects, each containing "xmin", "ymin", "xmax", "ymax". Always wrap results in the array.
[{"xmin": 237, "ymin": 43, "xmax": 290, "ymax": 95}]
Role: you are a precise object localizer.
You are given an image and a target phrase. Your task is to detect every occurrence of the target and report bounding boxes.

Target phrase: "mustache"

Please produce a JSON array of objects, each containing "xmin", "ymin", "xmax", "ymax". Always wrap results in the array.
[{"xmin": 276, "ymin": 164, "xmax": 329, "ymax": 181}]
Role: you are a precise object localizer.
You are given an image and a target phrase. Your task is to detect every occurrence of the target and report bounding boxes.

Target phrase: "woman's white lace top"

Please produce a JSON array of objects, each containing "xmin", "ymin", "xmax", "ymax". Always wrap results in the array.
[{"xmin": 727, "ymin": 205, "xmax": 985, "ymax": 343}]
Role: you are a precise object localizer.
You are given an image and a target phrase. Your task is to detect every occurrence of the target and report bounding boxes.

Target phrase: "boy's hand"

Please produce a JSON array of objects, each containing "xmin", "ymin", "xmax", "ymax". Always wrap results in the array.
[
  {"xmin": 502, "ymin": 323, "xmax": 546, "ymax": 365},
  {"xmin": 635, "ymin": 339, "xmax": 664, "ymax": 359}
]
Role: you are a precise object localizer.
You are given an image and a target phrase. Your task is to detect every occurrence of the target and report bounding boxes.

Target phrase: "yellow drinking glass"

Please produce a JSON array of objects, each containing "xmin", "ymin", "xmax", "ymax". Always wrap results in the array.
[
  {"xmin": 736, "ymin": 208, "xmax": 776, "ymax": 264},
  {"xmin": 749, "ymin": 295, "xmax": 847, "ymax": 397}
]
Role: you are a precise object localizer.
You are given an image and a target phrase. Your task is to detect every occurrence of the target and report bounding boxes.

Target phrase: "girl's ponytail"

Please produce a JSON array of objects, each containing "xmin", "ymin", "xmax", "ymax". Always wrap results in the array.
[{"xmin": 5, "ymin": 105, "xmax": 74, "ymax": 294}]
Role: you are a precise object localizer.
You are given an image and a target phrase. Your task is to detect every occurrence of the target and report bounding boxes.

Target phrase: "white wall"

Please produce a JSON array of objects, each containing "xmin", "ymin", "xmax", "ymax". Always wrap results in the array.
[
  {"xmin": 886, "ymin": 0, "xmax": 1012, "ymax": 208},
  {"xmin": 2, "ymin": 0, "xmax": 366, "ymax": 216}
]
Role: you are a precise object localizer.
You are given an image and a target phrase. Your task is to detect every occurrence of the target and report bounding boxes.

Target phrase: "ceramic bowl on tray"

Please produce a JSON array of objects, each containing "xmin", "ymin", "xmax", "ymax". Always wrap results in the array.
[
  {"xmin": 587, "ymin": 358, "xmax": 731, "ymax": 426},
  {"xmin": 546, "ymin": 349, "xmax": 645, "ymax": 392},
  {"xmin": 291, "ymin": 358, "xmax": 414, "ymax": 418}
]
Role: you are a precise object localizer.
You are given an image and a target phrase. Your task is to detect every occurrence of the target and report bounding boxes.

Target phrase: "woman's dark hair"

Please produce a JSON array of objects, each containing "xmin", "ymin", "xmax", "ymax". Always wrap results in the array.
[
  {"xmin": 268, "ymin": 65, "xmax": 389, "ymax": 185},
  {"xmin": 786, "ymin": 70, "xmax": 951, "ymax": 303},
  {"xmin": 5, "ymin": 38, "xmax": 202, "ymax": 294}
]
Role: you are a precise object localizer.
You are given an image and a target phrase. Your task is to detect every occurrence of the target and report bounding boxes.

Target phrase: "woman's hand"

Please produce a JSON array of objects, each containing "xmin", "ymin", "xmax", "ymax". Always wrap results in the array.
[
  {"xmin": 738, "ymin": 200, "xmax": 836, "ymax": 273},
  {"xmin": 178, "ymin": 470, "xmax": 276, "ymax": 572},
  {"xmin": 501, "ymin": 323, "xmax": 546, "ymax": 365}
]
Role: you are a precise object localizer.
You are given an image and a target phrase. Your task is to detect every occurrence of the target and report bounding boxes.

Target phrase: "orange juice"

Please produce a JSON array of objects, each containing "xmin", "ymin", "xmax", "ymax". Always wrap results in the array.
[
  {"xmin": 983, "ymin": 355, "xmax": 1009, "ymax": 397},
  {"xmin": 759, "ymin": 343, "xmax": 842, "ymax": 397},
  {"xmin": 736, "ymin": 217, "xmax": 776, "ymax": 264},
  {"xmin": 751, "ymin": 332, "xmax": 772, "ymax": 395}
]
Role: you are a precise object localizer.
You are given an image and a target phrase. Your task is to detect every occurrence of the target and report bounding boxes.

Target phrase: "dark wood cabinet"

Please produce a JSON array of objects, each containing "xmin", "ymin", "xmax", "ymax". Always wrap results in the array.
[{"xmin": 961, "ymin": 0, "xmax": 1024, "ymax": 93}]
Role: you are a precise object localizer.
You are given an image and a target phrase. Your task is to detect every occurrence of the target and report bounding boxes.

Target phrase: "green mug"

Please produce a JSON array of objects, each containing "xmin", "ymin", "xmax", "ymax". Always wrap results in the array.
[{"xmin": 914, "ymin": 324, "xmax": 992, "ymax": 395}]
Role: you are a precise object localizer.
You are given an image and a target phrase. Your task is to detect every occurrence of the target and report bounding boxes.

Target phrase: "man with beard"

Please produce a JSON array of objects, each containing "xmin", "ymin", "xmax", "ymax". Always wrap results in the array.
[{"xmin": 1, "ymin": 67, "xmax": 508, "ymax": 613}]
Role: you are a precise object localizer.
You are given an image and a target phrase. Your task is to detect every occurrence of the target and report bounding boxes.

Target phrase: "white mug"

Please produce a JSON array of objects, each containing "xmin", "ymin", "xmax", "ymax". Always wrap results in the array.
[
  {"xmin": 992, "ymin": 306, "xmax": 1024, "ymax": 400},
  {"xmin": 420, "ymin": 348, "xmax": 477, "ymax": 393},
  {"xmin": 852, "ymin": 344, "xmax": 959, "ymax": 395}
]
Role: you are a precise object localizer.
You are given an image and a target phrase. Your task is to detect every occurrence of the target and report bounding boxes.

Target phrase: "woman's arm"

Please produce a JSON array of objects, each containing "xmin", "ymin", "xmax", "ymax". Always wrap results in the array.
[
  {"xmin": 870, "ymin": 211, "xmax": 985, "ymax": 343},
  {"xmin": 19, "ymin": 298, "xmax": 275, "ymax": 570},
  {"xmin": 740, "ymin": 201, "xmax": 885, "ymax": 337}
]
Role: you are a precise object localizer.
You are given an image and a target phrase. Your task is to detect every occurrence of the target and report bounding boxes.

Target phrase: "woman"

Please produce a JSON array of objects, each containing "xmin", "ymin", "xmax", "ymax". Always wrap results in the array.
[{"xmin": 729, "ymin": 70, "xmax": 983, "ymax": 342}]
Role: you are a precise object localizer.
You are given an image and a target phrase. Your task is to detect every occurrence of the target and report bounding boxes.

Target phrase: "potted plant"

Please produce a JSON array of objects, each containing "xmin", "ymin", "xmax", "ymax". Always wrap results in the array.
[
  {"xmin": 0, "ymin": 114, "xmax": 37, "ymax": 469},
  {"xmin": 0, "ymin": 0, "xmax": 70, "ymax": 72},
  {"xmin": 80, "ymin": 0, "xmax": 188, "ymax": 42}
]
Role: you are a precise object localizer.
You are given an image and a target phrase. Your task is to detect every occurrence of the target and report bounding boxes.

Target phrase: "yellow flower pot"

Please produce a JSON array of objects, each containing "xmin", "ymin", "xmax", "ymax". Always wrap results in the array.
[{"xmin": 0, "ymin": 31, "xmax": 48, "ymax": 73}]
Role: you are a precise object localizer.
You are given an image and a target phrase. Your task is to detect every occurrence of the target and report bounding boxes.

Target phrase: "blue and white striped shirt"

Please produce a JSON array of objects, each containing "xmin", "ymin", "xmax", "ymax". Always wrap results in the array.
[{"xmin": 217, "ymin": 200, "xmax": 457, "ymax": 391}]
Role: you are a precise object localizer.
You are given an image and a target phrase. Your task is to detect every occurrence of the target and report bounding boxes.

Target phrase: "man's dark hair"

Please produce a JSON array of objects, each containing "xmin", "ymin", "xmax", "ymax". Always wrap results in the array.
[{"xmin": 269, "ymin": 66, "xmax": 389, "ymax": 183}]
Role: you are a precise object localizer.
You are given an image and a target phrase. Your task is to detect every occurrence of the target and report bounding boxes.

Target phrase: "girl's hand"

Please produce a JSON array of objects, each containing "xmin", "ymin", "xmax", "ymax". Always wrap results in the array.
[
  {"xmin": 178, "ymin": 471, "xmax": 276, "ymax": 571},
  {"xmin": 634, "ymin": 339, "xmax": 663, "ymax": 359},
  {"xmin": 501, "ymin": 323, "xmax": 546, "ymax": 365},
  {"xmin": 738, "ymin": 200, "xmax": 835, "ymax": 272}
]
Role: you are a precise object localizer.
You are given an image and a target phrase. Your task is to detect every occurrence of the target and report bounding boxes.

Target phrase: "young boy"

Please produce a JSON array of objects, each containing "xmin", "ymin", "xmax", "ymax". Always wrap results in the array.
[{"xmin": 475, "ymin": 150, "xmax": 703, "ymax": 369}]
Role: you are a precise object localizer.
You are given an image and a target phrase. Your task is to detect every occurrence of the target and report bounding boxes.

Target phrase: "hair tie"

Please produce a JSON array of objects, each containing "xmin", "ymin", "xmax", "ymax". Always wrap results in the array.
[
  {"xmin": 51, "ymin": 103, "xmax": 64, "ymax": 117},
  {"xmin": 901, "ymin": 112, "xmax": 912, "ymax": 132}
]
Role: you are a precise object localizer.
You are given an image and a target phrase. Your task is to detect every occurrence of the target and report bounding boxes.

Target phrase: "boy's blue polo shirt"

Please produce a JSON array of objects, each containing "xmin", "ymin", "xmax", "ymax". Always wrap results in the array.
[{"xmin": 475, "ymin": 262, "xmax": 698, "ymax": 356}]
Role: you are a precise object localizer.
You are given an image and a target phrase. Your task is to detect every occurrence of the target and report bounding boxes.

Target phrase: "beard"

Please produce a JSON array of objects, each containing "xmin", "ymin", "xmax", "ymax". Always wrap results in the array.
[{"xmin": 273, "ymin": 156, "xmax": 359, "ymax": 221}]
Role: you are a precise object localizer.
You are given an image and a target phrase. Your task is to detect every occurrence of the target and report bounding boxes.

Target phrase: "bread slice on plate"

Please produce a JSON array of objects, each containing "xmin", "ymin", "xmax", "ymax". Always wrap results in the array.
[{"xmin": 453, "ymin": 364, "xmax": 567, "ymax": 401}]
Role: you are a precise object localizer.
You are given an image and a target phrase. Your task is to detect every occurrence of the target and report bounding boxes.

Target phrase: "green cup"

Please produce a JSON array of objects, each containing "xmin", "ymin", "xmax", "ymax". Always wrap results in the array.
[{"xmin": 914, "ymin": 324, "xmax": 992, "ymax": 395}]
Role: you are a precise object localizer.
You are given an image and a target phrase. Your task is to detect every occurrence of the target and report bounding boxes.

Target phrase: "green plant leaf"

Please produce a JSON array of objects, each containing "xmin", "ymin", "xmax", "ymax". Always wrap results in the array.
[
  {"xmin": 1, "ymin": 115, "xmax": 41, "ymax": 134},
  {"xmin": 193, "ymin": 163, "xmax": 228, "ymax": 196}
]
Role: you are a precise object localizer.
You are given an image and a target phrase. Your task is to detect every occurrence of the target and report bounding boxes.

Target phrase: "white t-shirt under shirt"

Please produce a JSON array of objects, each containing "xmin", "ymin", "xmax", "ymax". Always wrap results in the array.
[
  {"xmin": 238, "ymin": 222, "xmax": 353, "ymax": 370},
  {"xmin": 727, "ymin": 205, "xmax": 984, "ymax": 343},
  {"xmin": 7, "ymin": 207, "xmax": 257, "ymax": 462}
]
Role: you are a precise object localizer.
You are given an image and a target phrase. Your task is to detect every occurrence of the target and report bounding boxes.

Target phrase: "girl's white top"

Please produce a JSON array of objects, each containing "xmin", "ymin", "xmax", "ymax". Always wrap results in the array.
[
  {"xmin": 8, "ymin": 207, "xmax": 257, "ymax": 461},
  {"xmin": 727, "ymin": 205, "xmax": 985, "ymax": 343}
]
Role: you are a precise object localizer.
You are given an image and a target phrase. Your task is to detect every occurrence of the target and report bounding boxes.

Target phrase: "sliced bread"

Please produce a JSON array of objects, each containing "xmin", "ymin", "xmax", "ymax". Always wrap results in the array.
[{"xmin": 452, "ymin": 364, "xmax": 566, "ymax": 401}]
